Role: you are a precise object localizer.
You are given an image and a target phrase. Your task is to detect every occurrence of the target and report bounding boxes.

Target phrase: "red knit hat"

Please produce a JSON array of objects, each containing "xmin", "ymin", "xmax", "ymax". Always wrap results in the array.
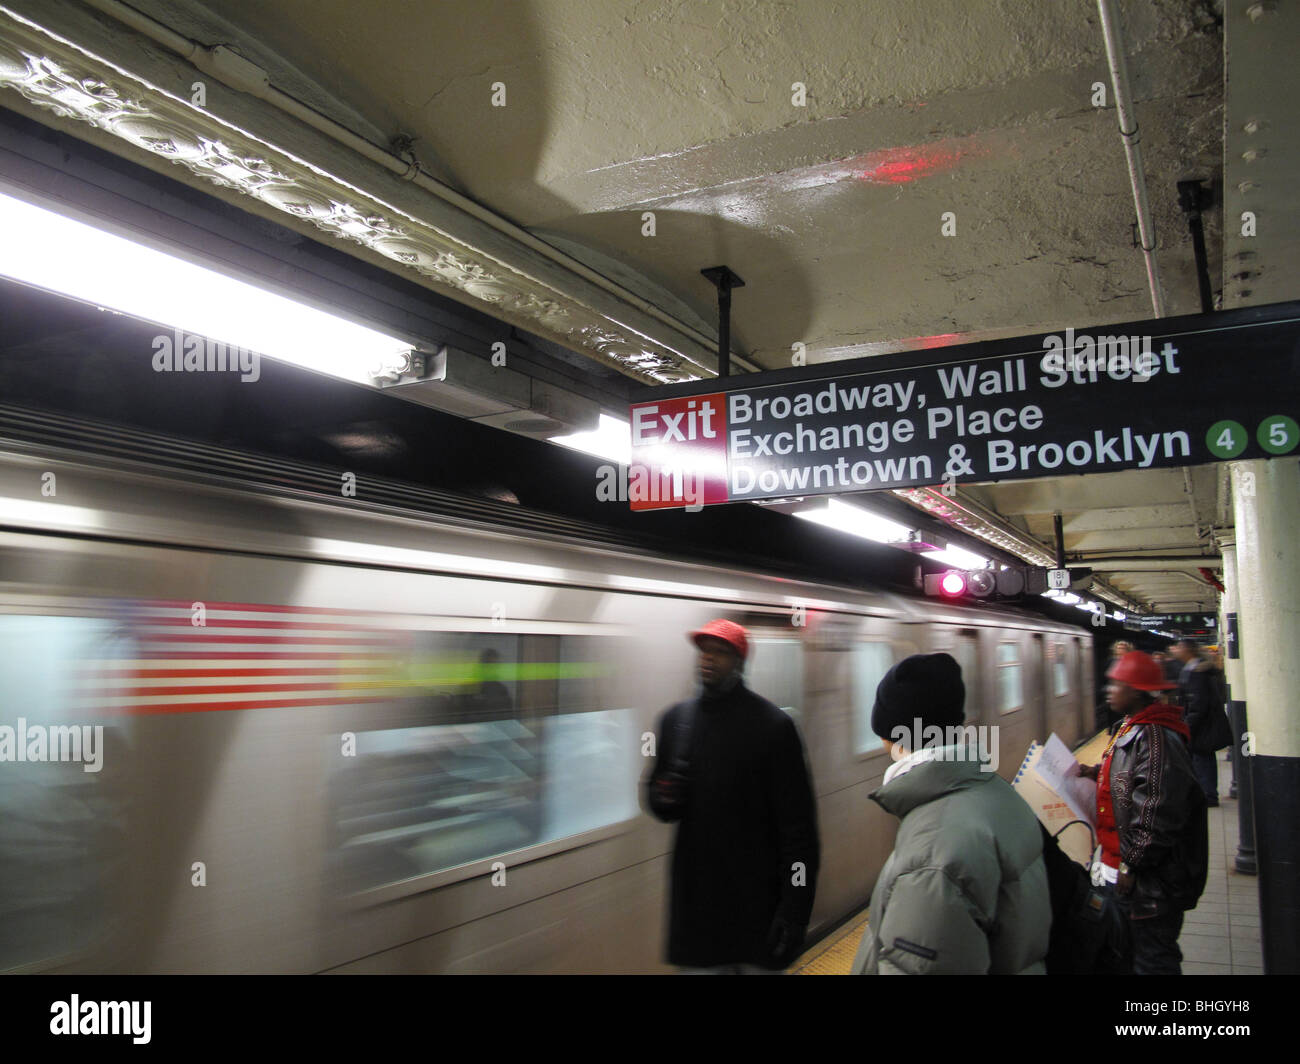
[
  {"xmin": 689, "ymin": 619, "xmax": 749, "ymax": 660},
  {"xmin": 1106, "ymin": 650, "xmax": 1176, "ymax": 691}
]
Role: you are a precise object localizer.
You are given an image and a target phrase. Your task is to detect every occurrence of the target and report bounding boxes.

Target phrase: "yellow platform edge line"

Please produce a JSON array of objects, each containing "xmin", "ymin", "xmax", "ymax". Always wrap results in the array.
[{"xmin": 789, "ymin": 910, "xmax": 870, "ymax": 975}]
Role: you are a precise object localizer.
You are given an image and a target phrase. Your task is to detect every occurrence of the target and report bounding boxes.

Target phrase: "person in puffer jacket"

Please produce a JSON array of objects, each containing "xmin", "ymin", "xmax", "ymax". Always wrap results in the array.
[{"xmin": 852, "ymin": 653, "xmax": 1050, "ymax": 974}]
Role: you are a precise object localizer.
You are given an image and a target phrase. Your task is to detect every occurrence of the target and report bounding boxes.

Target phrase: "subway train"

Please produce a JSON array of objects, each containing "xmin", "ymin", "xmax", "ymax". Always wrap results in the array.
[{"xmin": 0, "ymin": 427, "xmax": 1096, "ymax": 974}]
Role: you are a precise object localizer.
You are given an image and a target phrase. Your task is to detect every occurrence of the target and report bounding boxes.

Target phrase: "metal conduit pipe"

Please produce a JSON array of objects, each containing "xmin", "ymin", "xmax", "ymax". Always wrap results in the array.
[
  {"xmin": 80, "ymin": 0, "xmax": 745, "ymax": 374},
  {"xmin": 1098, "ymin": 0, "xmax": 1166, "ymax": 318},
  {"xmin": 1098, "ymin": 2, "xmax": 1215, "ymax": 570},
  {"xmin": 1077, "ymin": 556, "xmax": 1223, "ymax": 569}
]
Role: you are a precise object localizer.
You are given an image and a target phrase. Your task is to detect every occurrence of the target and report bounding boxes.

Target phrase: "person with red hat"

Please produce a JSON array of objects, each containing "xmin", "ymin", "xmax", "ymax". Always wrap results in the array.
[
  {"xmin": 1078, "ymin": 651, "xmax": 1208, "ymax": 974},
  {"xmin": 644, "ymin": 618, "xmax": 819, "ymax": 973}
]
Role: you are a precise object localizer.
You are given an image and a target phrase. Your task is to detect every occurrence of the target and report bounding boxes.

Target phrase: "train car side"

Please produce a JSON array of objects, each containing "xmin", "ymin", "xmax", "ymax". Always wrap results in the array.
[{"xmin": 0, "ymin": 448, "xmax": 1095, "ymax": 973}]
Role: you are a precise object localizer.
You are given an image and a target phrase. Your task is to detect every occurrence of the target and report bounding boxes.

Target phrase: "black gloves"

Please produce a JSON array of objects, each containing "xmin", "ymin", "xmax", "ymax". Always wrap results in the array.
[
  {"xmin": 647, "ymin": 770, "xmax": 690, "ymax": 822},
  {"xmin": 764, "ymin": 913, "xmax": 807, "ymax": 969}
]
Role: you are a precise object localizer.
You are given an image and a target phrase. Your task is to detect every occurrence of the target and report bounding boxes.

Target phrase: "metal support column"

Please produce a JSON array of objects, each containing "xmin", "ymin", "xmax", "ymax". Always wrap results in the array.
[
  {"xmin": 1217, "ymin": 531, "xmax": 1255, "ymax": 874},
  {"xmin": 1231, "ymin": 457, "xmax": 1300, "ymax": 972}
]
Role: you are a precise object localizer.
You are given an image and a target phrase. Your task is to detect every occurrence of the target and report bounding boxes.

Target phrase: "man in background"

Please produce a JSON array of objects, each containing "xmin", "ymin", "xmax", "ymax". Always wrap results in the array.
[{"xmin": 1171, "ymin": 640, "xmax": 1231, "ymax": 806}]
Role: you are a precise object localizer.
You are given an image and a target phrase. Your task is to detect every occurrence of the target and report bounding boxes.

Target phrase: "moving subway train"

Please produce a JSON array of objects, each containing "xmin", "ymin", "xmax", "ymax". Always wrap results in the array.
[{"xmin": 0, "ymin": 434, "xmax": 1095, "ymax": 974}]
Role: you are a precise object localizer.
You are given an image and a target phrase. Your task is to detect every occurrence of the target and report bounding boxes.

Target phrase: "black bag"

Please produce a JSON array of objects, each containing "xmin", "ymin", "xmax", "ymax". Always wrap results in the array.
[
  {"xmin": 1202, "ymin": 705, "xmax": 1233, "ymax": 754},
  {"xmin": 1039, "ymin": 823, "xmax": 1132, "ymax": 975},
  {"xmin": 646, "ymin": 700, "xmax": 699, "ymax": 821},
  {"xmin": 1203, "ymin": 671, "xmax": 1233, "ymax": 752}
]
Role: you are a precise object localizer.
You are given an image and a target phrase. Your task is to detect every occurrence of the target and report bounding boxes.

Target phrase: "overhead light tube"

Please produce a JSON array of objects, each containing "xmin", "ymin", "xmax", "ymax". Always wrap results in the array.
[{"xmin": 0, "ymin": 189, "xmax": 414, "ymax": 385}]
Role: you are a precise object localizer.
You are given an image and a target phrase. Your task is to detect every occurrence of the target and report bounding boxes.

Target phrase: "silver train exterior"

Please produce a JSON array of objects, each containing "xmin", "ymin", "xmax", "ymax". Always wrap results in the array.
[{"xmin": 0, "ymin": 444, "xmax": 1095, "ymax": 974}]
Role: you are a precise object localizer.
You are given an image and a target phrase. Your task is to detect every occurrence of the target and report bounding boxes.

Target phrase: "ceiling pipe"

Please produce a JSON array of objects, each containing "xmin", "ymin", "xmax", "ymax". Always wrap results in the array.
[
  {"xmin": 1098, "ymin": 2, "xmax": 1218, "ymax": 568},
  {"xmin": 78, "ymin": 0, "xmax": 753, "ymax": 376},
  {"xmin": 1077, "ymin": 556, "xmax": 1223, "ymax": 569},
  {"xmin": 1098, "ymin": 0, "xmax": 1166, "ymax": 318}
]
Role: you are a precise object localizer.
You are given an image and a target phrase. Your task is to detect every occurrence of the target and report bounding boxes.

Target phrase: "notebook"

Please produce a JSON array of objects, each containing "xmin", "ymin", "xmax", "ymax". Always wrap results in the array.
[{"xmin": 1011, "ymin": 740, "xmax": 1096, "ymax": 866}]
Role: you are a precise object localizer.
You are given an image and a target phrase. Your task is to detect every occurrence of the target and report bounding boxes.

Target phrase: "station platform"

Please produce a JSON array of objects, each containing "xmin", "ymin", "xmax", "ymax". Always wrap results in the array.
[{"xmin": 790, "ymin": 749, "xmax": 1260, "ymax": 974}]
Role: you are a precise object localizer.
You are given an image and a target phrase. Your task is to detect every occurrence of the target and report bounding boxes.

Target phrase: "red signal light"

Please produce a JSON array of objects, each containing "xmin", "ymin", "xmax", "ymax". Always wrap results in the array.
[{"xmin": 940, "ymin": 571, "xmax": 967, "ymax": 596}]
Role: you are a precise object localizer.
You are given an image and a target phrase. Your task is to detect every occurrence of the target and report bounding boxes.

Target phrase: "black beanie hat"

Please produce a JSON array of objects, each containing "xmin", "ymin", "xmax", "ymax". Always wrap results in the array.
[{"xmin": 871, "ymin": 653, "xmax": 965, "ymax": 741}]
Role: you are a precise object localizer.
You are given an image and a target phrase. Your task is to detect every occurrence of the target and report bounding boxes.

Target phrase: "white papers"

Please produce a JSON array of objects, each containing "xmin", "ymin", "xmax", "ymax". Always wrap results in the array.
[{"xmin": 1032, "ymin": 732, "xmax": 1097, "ymax": 827}]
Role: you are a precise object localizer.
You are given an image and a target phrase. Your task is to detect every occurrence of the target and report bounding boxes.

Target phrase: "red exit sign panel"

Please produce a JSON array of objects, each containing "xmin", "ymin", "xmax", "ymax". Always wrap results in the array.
[{"xmin": 627, "ymin": 393, "xmax": 729, "ymax": 510}]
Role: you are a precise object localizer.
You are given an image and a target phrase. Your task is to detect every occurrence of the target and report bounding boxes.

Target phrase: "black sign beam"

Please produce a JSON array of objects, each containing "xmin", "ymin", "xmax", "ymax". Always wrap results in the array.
[{"xmin": 627, "ymin": 302, "xmax": 1300, "ymax": 510}]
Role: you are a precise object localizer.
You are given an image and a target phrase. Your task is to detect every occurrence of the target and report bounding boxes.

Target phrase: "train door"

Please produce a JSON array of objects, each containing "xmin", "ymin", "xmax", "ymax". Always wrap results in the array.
[
  {"xmin": 1031, "ymin": 633, "xmax": 1049, "ymax": 742},
  {"xmin": 992, "ymin": 632, "xmax": 1029, "ymax": 781},
  {"xmin": 1078, "ymin": 635, "xmax": 1098, "ymax": 737},
  {"xmin": 1080, "ymin": 639, "xmax": 1095, "ymax": 734},
  {"xmin": 1043, "ymin": 636, "xmax": 1076, "ymax": 744}
]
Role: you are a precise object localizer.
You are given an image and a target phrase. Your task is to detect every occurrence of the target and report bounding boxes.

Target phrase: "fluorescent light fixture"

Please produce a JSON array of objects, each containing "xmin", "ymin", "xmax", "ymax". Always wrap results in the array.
[
  {"xmin": 922, "ymin": 545, "xmax": 989, "ymax": 570},
  {"xmin": 551, "ymin": 413, "xmax": 631, "ymax": 465},
  {"xmin": 793, "ymin": 498, "xmax": 911, "ymax": 544},
  {"xmin": 0, "ymin": 190, "xmax": 413, "ymax": 384},
  {"xmin": 1113, "ymin": 611, "xmax": 1126, "ymax": 621}
]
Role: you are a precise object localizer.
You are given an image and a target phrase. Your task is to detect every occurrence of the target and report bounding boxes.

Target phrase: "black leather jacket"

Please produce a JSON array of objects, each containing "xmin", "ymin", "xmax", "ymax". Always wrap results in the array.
[{"xmin": 1109, "ymin": 718, "xmax": 1208, "ymax": 917}]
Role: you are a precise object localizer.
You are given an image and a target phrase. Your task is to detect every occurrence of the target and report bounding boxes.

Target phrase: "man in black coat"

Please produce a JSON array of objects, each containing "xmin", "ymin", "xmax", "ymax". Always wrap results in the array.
[
  {"xmin": 645, "ymin": 619, "xmax": 820, "ymax": 972},
  {"xmin": 1171, "ymin": 639, "xmax": 1231, "ymax": 806}
]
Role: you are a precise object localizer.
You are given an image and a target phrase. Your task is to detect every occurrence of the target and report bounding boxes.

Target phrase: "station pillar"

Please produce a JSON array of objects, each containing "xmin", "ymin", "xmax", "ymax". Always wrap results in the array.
[
  {"xmin": 1230, "ymin": 457, "xmax": 1300, "ymax": 973},
  {"xmin": 1215, "ymin": 531, "xmax": 1255, "ymax": 874}
]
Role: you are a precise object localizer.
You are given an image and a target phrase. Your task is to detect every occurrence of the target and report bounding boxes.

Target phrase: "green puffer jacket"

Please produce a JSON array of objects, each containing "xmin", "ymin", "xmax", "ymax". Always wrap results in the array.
[{"xmin": 852, "ymin": 747, "xmax": 1051, "ymax": 975}]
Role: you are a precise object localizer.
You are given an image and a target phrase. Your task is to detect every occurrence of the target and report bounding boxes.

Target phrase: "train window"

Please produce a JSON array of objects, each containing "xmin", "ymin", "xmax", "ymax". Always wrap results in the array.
[
  {"xmin": 996, "ymin": 641, "xmax": 1023, "ymax": 714},
  {"xmin": 0, "ymin": 612, "xmax": 132, "ymax": 972},
  {"xmin": 748, "ymin": 637, "xmax": 804, "ymax": 727},
  {"xmin": 1053, "ymin": 642, "xmax": 1070, "ymax": 697},
  {"xmin": 545, "ymin": 635, "xmax": 639, "ymax": 840},
  {"xmin": 327, "ymin": 631, "xmax": 636, "ymax": 896},
  {"xmin": 852, "ymin": 641, "xmax": 895, "ymax": 753}
]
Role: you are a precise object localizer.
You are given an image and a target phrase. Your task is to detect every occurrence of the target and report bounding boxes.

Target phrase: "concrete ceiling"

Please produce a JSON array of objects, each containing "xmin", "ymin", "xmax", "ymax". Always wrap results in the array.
[
  {"xmin": 178, "ymin": 0, "xmax": 1226, "ymax": 360},
  {"xmin": 2, "ymin": 0, "xmax": 1290, "ymax": 619}
]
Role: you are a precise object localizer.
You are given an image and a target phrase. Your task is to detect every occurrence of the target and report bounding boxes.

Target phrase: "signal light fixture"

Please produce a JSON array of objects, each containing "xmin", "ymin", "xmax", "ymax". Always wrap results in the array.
[{"xmin": 923, "ymin": 565, "xmax": 1066, "ymax": 602}]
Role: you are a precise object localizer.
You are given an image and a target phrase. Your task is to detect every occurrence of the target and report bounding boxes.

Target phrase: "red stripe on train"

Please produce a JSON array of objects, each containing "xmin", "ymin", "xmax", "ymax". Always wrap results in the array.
[
  {"xmin": 142, "ymin": 633, "xmax": 392, "ymax": 645},
  {"xmin": 102, "ymin": 666, "xmax": 390, "ymax": 678},
  {"xmin": 111, "ymin": 682, "xmax": 374, "ymax": 697},
  {"xmin": 102, "ymin": 694, "xmax": 398, "ymax": 716}
]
